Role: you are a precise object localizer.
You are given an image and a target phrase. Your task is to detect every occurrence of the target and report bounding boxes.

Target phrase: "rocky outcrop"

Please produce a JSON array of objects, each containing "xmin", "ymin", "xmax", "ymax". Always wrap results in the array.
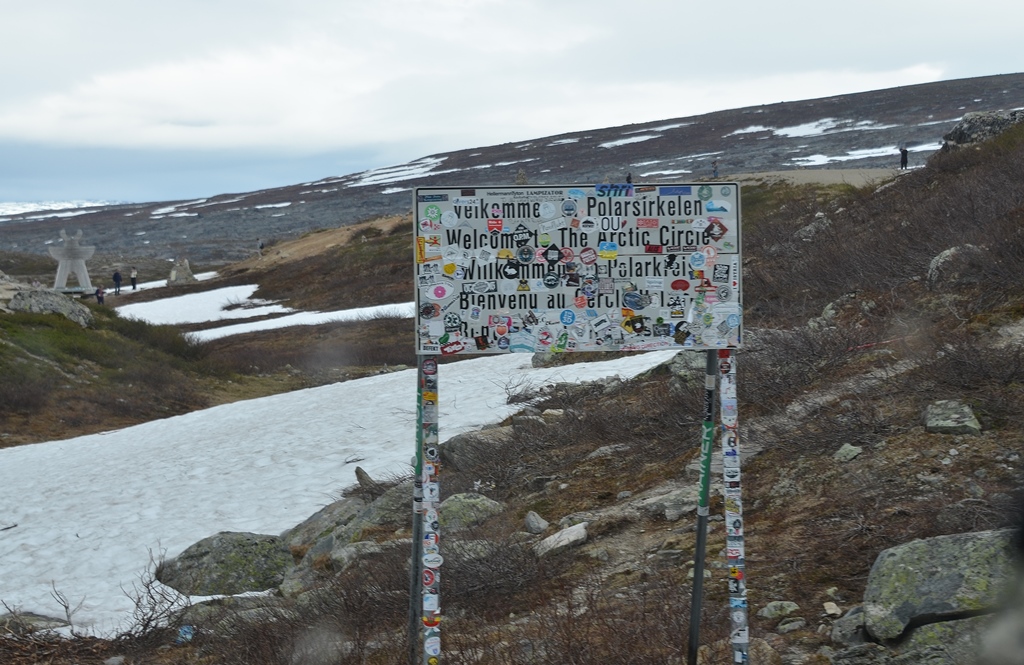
[
  {"xmin": 157, "ymin": 531, "xmax": 292, "ymax": 595},
  {"xmin": 7, "ymin": 289, "xmax": 94, "ymax": 327},
  {"xmin": 926, "ymin": 245, "xmax": 985, "ymax": 291},
  {"xmin": 942, "ymin": 110, "xmax": 1024, "ymax": 147},
  {"xmin": 279, "ymin": 496, "xmax": 366, "ymax": 550}
]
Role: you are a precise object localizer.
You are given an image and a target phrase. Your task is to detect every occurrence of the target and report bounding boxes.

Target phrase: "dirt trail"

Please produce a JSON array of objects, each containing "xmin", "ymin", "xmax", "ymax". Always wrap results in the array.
[{"xmin": 732, "ymin": 168, "xmax": 906, "ymax": 188}]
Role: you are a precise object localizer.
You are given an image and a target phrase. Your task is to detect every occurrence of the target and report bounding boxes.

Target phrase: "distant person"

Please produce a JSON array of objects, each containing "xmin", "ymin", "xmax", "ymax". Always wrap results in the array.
[
  {"xmin": 626, "ymin": 172, "xmax": 632, "ymax": 184},
  {"xmin": 899, "ymin": 147, "xmax": 909, "ymax": 169},
  {"xmin": 112, "ymin": 270, "xmax": 122, "ymax": 295},
  {"xmin": 257, "ymin": 239, "xmax": 265, "ymax": 256},
  {"xmin": 95, "ymin": 287, "xmax": 105, "ymax": 305},
  {"xmin": 130, "ymin": 267, "xmax": 138, "ymax": 290},
  {"xmin": 712, "ymin": 160, "xmax": 720, "ymax": 178}
]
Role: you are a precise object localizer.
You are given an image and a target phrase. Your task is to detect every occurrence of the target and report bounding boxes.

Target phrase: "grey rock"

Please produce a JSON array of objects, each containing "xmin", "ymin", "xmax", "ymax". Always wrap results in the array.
[
  {"xmin": 279, "ymin": 496, "xmax": 366, "ymax": 549},
  {"xmin": 329, "ymin": 540, "xmax": 385, "ymax": 570},
  {"xmin": 832, "ymin": 606, "xmax": 869, "ymax": 648},
  {"xmin": 777, "ymin": 617, "xmax": 807, "ymax": 634},
  {"xmin": 757, "ymin": 600, "xmax": 800, "ymax": 619},
  {"xmin": 889, "ymin": 645, "xmax": 957, "ymax": 665},
  {"xmin": 863, "ymin": 528, "xmax": 1013, "ymax": 641},
  {"xmin": 586, "ymin": 444, "xmax": 630, "ymax": 460},
  {"xmin": 795, "ymin": 211, "xmax": 832, "ymax": 241},
  {"xmin": 303, "ymin": 479, "xmax": 414, "ymax": 553},
  {"xmin": 942, "ymin": 110, "xmax": 1024, "ymax": 147},
  {"xmin": 924, "ymin": 400, "xmax": 982, "ymax": 436},
  {"xmin": 8, "ymin": 290, "xmax": 94, "ymax": 327},
  {"xmin": 524, "ymin": 510, "xmax": 549, "ymax": 534},
  {"xmin": 0, "ymin": 611, "xmax": 69, "ymax": 636},
  {"xmin": 512, "ymin": 414, "xmax": 548, "ymax": 433},
  {"xmin": 441, "ymin": 427, "xmax": 513, "ymax": 472},
  {"xmin": 637, "ymin": 487, "xmax": 699, "ymax": 521},
  {"xmin": 531, "ymin": 351, "xmax": 560, "ymax": 368},
  {"xmin": 439, "ymin": 492, "xmax": 504, "ymax": 532},
  {"xmin": 835, "ymin": 443, "xmax": 864, "ymax": 462},
  {"xmin": 831, "ymin": 643, "xmax": 892, "ymax": 665},
  {"xmin": 353, "ymin": 466, "xmax": 386, "ymax": 498},
  {"xmin": 927, "ymin": 245, "xmax": 985, "ymax": 291},
  {"xmin": 534, "ymin": 522, "xmax": 588, "ymax": 557},
  {"xmin": 157, "ymin": 531, "xmax": 292, "ymax": 595},
  {"xmin": 898, "ymin": 614, "xmax": 992, "ymax": 663},
  {"xmin": 540, "ymin": 408, "xmax": 565, "ymax": 422}
]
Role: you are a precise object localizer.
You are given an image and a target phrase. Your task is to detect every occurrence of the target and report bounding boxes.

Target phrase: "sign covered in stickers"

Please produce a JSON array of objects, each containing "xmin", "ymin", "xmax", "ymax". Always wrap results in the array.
[{"xmin": 414, "ymin": 184, "xmax": 742, "ymax": 355}]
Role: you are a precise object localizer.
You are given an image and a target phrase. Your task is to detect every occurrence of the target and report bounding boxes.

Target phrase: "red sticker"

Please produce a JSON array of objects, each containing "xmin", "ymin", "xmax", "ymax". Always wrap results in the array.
[{"xmin": 670, "ymin": 279, "xmax": 690, "ymax": 291}]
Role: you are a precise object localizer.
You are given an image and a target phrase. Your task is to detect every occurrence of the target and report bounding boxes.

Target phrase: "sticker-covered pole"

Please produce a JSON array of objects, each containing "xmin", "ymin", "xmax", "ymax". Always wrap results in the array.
[
  {"xmin": 687, "ymin": 349, "xmax": 718, "ymax": 665},
  {"xmin": 410, "ymin": 356, "xmax": 441, "ymax": 665},
  {"xmin": 719, "ymin": 349, "xmax": 749, "ymax": 663},
  {"xmin": 418, "ymin": 357, "xmax": 443, "ymax": 665}
]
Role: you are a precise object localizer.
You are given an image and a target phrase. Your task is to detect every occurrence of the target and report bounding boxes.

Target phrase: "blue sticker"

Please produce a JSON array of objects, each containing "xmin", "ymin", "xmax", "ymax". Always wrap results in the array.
[{"xmin": 560, "ymin": 309, "xmax": 576, "ymax": 325}]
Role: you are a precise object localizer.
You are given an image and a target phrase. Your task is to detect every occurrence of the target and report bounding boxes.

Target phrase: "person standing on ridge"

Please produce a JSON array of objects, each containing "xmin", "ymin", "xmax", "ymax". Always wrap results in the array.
[
  {"xmin": 130, "ymin": 267, "xmax": 138, "ymax": 290},
  {"xmin": 712, "ymin": 160, "xmax": 720, "ymax": 178},
  {"xmin": 112, "ymin": 269, "xmax": 122, "ymax": 295},
  {"xmin": 899, "ymin": 146, "xmax": 909, "ymax": 169}
]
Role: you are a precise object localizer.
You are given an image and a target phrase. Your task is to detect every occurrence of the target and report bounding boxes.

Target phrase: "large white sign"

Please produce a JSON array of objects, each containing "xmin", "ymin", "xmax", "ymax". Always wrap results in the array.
[{"xmin": 414, "ymin": 183, "xmax": 741, "ymax": 356}]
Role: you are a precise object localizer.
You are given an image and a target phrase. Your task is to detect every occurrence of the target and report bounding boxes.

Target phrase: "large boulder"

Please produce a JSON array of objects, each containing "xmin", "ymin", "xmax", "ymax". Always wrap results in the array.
[
  {"xmin": 279, "ymin": 539, "xmax": 387, "ymax": 597},
  {"xmin": 279, "ymin": 496, "xmax": 366, "ymax": 550},
  {"xmin": 440, "ymin": 426, "xmax": 513, "ymax": 472},
  {"xmin": 942, "ymin": 110, "xmax": 1024, "ymax": 147},
  {"xmin": 926, "ymin": 245, "xmax": 985, "ymax": 291},
  {"xmin": 440, "ymin": 492, "xmax": 504, "ymax": 532},
  {"xmin": 863, "ymin": 529, "xmax": 1014, "ymax": 641},
  {"xmin": 335, "ymin": 479, "xmax": 413, "ymax": 540},
  {"xmin": 8, "ymin": 290, "xmax": 93, "ymax": 327},
  {"xmin": 157, "ymin": 531, "xmax": 293, "ymax": 595}
]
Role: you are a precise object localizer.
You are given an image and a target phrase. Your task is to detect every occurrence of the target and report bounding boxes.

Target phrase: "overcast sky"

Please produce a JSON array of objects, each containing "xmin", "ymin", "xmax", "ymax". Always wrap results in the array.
[{"xmin": 2, "ymin": 0, "xmax": 1022, "ymax": 203}]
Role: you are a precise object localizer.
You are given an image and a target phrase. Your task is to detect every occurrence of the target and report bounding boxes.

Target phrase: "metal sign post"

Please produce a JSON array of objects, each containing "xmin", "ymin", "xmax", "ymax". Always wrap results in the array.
[
  {"xmin": 412, "ymin": 183, "xmax": 743, "ymax": 663},
  {"xmin": 687, "ymin": 350, "xmax": 717, "ymax": 665}
]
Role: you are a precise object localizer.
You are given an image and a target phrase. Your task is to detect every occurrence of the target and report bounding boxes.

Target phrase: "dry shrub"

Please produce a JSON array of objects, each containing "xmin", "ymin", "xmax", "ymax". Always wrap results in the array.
[
  {"xmin": 441, "ymin": 528, "xmax": 563, "ymax": 622},
  {"xmin": 916, "ymin": 331, "xmax": 1024, "ymax": 429},
  {"xmin": 440, "ymin": 572, "xmax": 727, "ymax": 665},
  {"xmin": 0, "ymin": 360, "xmax": 56, "ymax": 417}
]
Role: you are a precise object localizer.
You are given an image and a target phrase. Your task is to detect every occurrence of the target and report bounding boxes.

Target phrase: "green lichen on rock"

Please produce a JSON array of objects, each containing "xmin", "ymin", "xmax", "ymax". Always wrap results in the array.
[
  {"xmin": 439, "ymin": 492, "xmax": 505, "ymax": 532},
  {"xmin": 898, "ymin": 614, "xmax": 993, "ymax": 662},
  {"xmin": 863, "ymin": 529, "xmax": 1013, "ymax": 641},
  {"xmin": 157, "ymin": 531, "xmax": 292, "ymax": 596}
]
